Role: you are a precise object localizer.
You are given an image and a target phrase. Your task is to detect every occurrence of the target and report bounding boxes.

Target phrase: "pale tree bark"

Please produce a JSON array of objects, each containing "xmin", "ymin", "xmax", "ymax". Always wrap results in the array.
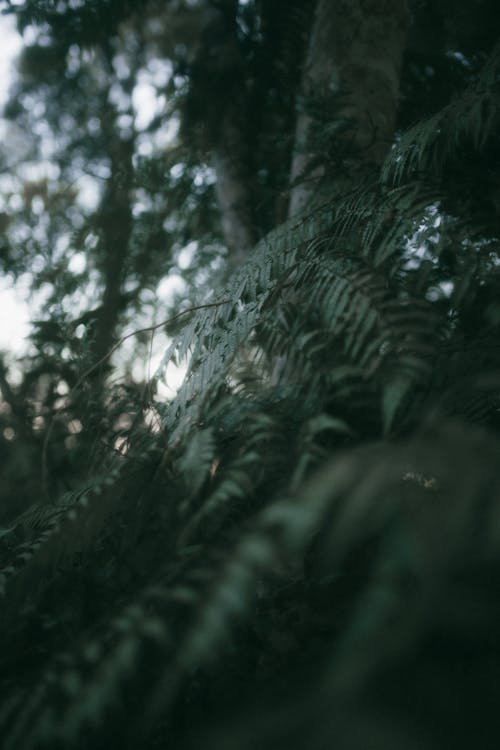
[
  {"xmin": 271, "ymin": 0, "xmax": 409, "ymax": 384},
  {"xmin": 288, "ymin": 0, "xmax": 410, "ymax": 217},
  {"xmin": 213, "ymin": 105, "xmax": 257, "ymax": 266}
]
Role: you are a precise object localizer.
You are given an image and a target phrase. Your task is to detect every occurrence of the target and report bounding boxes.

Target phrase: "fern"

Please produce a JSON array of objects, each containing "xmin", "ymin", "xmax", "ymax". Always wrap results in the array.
[
  {"xmin": 1, "ymin": 15, "xmax": 500, "ymax": 750},
  {"xmin": 0, "ymin": 468, "xmax": 123, "ymax": 629},
  {"xmin": 383, "ymin": 42, "xmax": 500, "ymax": 186}
]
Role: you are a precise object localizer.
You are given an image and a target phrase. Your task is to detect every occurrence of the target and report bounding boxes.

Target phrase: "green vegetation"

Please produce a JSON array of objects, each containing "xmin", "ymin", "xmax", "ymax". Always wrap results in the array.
[{"xmin": 0, "ymin": 1, "xmax": 499, "ymax": 747}]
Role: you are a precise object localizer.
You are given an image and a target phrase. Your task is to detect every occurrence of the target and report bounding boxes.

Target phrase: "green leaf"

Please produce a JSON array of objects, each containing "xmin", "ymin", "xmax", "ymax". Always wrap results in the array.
[{"xmin": 382, "ymin": 377, "xmax": 412, "ymax": 433}]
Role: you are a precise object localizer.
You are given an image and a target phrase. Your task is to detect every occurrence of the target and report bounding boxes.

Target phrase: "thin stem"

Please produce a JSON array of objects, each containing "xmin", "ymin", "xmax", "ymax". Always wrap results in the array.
[{"xmin": 41, "ymin": 299, "xmax": 232, "ymax": 500}]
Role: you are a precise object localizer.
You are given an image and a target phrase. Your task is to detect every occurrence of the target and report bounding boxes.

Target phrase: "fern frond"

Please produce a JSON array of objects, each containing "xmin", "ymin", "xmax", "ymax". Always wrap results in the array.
[
  {"xmin": 0, "ymin": 468, "xmax": 122, "ymax": 628},
  {"xmin": 178, "ymin": 426, "xmax": 217, "ymax": 509},
  {"xmin": 383, "ymin": 42, "xmax": 500, "ymax": 185}
]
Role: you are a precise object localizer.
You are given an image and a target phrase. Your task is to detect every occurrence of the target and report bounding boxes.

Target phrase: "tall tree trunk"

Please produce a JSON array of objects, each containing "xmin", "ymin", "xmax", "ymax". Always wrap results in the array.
[
  {"xmin": 156, "ymin": 0, "xmax": 257, "ymax": 265},
  {"xmin": 81, "ymin": 128, "xmax": 134, "ymax": 441},
  {"xmin": 272, "ymin": 0, "xmax": 409, "ymax": 384},
  {"xmin": 288, "ymin": 0, "xmax": 410, "ymax": 217},
  {"xmin": 207, "ymin": 2, "xmax": 257, "ymax": 265},
  {"xmin": 92, "ymin": 129, "xmax": 134, "ymax": 368},
  {"xmin": 213, "ymin": 103, "xmax": 257, "ymax": 266}
]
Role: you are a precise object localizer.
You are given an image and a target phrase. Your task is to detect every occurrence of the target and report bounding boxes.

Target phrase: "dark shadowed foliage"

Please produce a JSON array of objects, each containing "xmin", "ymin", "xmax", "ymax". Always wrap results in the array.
[{"xmin": 0, "ymin": 1, "xmax": 499, "ymax": 748}]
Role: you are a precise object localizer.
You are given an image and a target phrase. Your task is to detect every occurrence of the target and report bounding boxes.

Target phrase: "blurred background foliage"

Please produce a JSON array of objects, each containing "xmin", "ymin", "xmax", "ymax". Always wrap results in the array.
[{"xmin": 0, "ymin": 0, "xmax": 499, "ymax": 748}]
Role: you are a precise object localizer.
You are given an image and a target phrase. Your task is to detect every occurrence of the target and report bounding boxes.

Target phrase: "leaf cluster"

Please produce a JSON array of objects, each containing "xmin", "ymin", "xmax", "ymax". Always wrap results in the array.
[{"xmin": 1, "ymin": 36, "xmax": 500, "ymax": 749}]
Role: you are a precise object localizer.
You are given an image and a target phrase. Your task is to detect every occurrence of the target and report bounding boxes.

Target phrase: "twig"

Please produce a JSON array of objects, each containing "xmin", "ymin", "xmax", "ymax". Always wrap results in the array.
[
  {"xmin": 41, "ymin": 298, "xmax": 232, "ymax": 500},
  {"xmin": 71, "ymin": 299, "xmax": 232, "ymax": 393}
]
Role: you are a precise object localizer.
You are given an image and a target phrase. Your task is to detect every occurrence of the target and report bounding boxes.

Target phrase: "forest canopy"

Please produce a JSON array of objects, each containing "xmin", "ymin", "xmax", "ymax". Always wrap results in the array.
[{"xmin": 0, "ymin": 1, "xmax": 499, "ymax": 748}]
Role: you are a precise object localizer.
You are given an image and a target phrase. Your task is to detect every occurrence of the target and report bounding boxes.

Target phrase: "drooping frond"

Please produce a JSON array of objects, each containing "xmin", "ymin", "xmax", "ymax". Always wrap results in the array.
[
  {"xmin": 383, "ymin": 42, "xmax": 500, "ymax": 185},
  {"xmin": 2, "ymin": 21, "xmax": 500, "ymax": 750}
]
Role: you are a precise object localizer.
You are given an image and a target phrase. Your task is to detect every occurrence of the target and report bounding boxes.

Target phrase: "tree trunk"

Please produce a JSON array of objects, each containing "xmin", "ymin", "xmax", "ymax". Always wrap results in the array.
[
  {"xmin": 92, "ymin": 130, "xmax": 134, "ymax": 369},
  {"xmin": 271, "ymin": 0, "xmax": 409, "ymax": 384},
  {"xmin": 207, "ymin": 2, "xmax": 257, "ymax": 265},
  {"xmin": 289, "ymin": 0, "xmax": 410, "ymax": 217},
  {"xmin": 213, "ymin": 105, "xmax": 257, "ymax": 266}
]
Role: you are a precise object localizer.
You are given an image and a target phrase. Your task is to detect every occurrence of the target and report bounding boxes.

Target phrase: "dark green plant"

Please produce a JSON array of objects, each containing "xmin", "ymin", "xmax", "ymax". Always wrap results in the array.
[{"xmin": 0, "ymin": 1, "xmax": 499, "ymax": 748}]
